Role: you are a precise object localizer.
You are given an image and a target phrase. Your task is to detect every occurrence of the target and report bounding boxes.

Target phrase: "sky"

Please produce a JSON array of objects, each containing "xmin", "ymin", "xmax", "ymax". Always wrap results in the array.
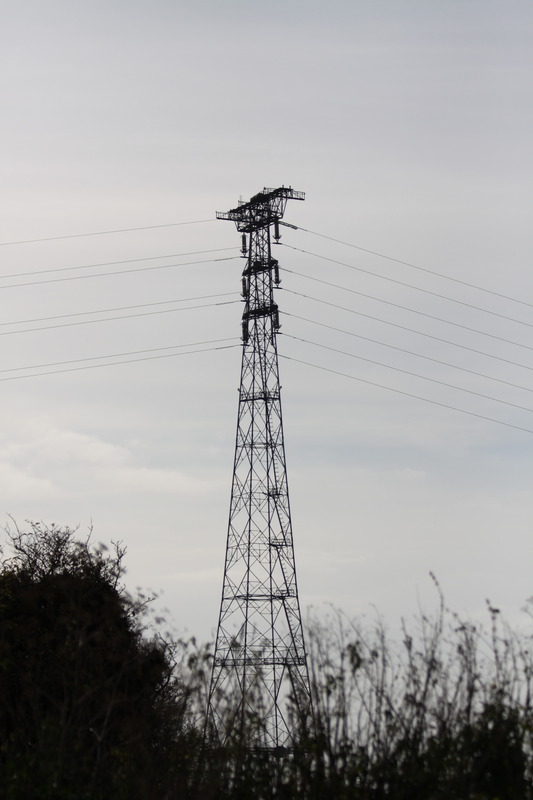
[{"xmin": 2, "ymin": 0, "xmax": 533, "ymax": 642}]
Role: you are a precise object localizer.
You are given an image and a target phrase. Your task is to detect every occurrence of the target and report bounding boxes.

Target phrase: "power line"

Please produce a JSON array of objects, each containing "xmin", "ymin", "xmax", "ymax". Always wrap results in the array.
[
  {"xmin": 284, "ymin": 334, "xmax": 533, "ymax": 414},
  {"xmin": 0, "ymin": 337, "xmax": 239, "ymax": 375},
  {"xmin": 0, "ymin": 255, "xmax": 240, "ymax": 290},
  {"xmin": 282, "ymin": 244, "xmax": 533, "ymax": 330},
  {"xmin": 279, "ymin": 354, "xmax": 533, "ymax": 437},
  {"xmin": 285, "ymin": 222, "xmax": 533, "ymax": 311},
  {"xmin": 0, "ymin": 218, "xmax": 216, "ymax": 247},
  {"xmin": 283, "ymin": 270, "xmax": 533, "ymax": 353},
  {"xmin": 283, "ymin": 312, "xmax": 533, "ymax": 394},
  {"xmin": 0, "ymin": 342, "xmax": 239, "ymax": 383},
  {"xmin": 2, "ymin": 292, "xmax": 237, "ymax": 328},
  {"xmin": 1, "ymin": 247, "xmax": 238, "ymax": 281},
  {"xmin": 0, "ymin": 299, "xmax": 239, "ymax": 338},
  {"xmin": 283, "ymin": 288, "xmax": 533, "ymax": 373}
]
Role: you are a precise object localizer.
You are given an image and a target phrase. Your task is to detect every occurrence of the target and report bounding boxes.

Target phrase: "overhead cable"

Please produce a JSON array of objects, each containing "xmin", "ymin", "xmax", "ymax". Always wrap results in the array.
[
  {"xmin": 283, "ymin": 312, "xmax": 533, "ymax": 394},
  {"xmin": 2, "ymin": 292, "xmax": 237, "ymax": 328},
  {"xmin": 0, "ymin": 343, "xmax": 239, "ymax": 382},
  {"xmin": 0, "ymin": 299, "xmax": 239, "ymax": 338},
  {"xmin": 284, "ymin": 221, "xmax": 533, "ymax": 311},
  {"xmin": 0, "ymin": 218, "xmax": 216, "ymax": 247},
  {"xmin": 1, "ymin": 247, "xmax": 238, "ymax": 281},
  {"xmin": 282, "ymin": 244, "xmax": 533, "ymax": 330},
  {"xmin": 279, "ymin": 354, "xmax": 533, "ymax": 437},
  {"xmin": 283, "ymin": 288, "xmax": 533, "ymax": 373},
  {"xmin": 283, "ymin": 270, "xmax": 533, "ymax": 353},
  {"xmin": 0, "ymin": 337, "xmax": 239, "ymax": 375},
  {"xmin": 0, "ymin": 255, "xmax": 240, "ymax": 290},
  {"xmin": 284, "ymin": 334, "xmax": 533, "ymax": 414}
]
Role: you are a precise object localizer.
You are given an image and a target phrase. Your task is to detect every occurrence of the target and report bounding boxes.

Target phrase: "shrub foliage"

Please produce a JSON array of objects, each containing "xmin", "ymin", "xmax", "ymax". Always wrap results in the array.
[{"xmin": 1, "ymin": 525, "xmax": 532, "ymax": 799}]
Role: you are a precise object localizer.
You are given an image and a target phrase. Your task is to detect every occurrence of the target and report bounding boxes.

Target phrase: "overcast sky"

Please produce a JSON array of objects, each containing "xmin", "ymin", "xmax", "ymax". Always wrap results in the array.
[{"xmin": 2, "ymin": 0, "xmax": 533, "ymax": 641}]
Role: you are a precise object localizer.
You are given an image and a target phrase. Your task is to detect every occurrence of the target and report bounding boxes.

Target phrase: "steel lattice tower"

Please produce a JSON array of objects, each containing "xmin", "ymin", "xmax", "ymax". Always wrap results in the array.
[{"xmin": 207, "ymin": 187, "xmax": 312, "ymax": 749}]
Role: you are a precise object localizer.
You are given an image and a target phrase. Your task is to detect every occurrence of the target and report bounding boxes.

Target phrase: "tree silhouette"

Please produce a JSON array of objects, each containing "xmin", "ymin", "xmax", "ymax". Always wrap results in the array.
[{"xmin": 0, "ymin": 522, "xmax": 183, "ymax": 800}]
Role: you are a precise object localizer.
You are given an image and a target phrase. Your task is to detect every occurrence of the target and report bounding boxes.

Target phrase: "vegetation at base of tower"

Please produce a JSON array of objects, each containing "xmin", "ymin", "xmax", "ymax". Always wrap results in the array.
[
  {"xmin": 2, "ymin": 524, "xmax": 533, "ymax": 799},
  {"xmin": 0, "ymin": 522, "xmax": 194, "ymax": 800}
]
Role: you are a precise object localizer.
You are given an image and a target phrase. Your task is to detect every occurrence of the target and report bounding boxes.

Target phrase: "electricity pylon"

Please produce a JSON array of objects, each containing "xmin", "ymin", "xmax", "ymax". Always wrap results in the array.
[{"xmin": 207, "ymin": 187, "xmax": 312, "ymax": 750}]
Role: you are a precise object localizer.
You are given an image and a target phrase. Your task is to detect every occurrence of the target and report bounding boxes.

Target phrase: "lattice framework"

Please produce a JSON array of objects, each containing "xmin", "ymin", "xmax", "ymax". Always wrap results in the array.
[{"xmin": 207, "ymin": 187, "xmax": 311, "ymax": 749}]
